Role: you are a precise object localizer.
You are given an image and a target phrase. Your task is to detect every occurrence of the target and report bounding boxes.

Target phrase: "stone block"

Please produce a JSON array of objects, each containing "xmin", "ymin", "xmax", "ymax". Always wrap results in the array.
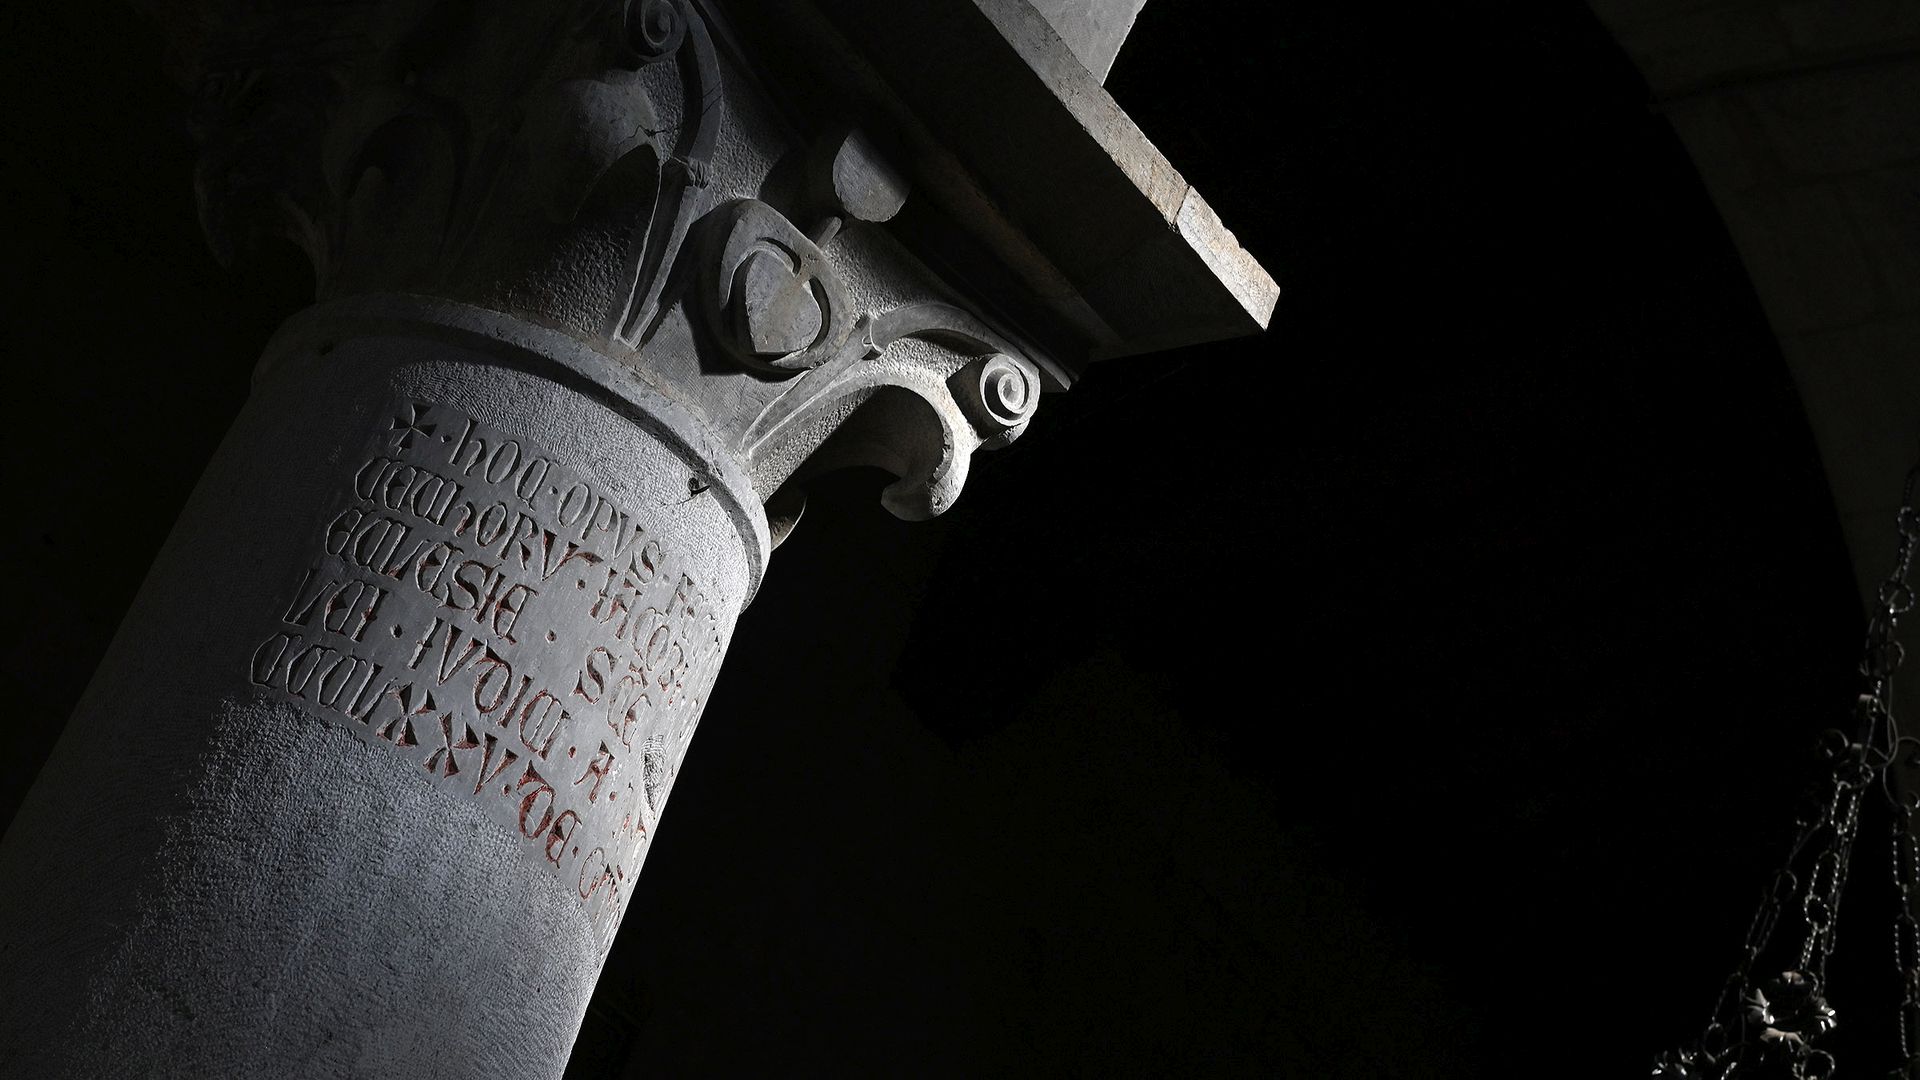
[
  {"xmin": 1588, "ymin": 0, "xmax": 1758, "ymax": 34},
  {"xmin": 1778, "ymin": 318, "xmax": 1920, "ymax": 599},
  {"xmin": 1745, "ymin": 59, "xmax": 1920, "ymax": 175},
  {"xmin": 1775, "ymin": 0, "xmax": 1920, "ymax": 55},
  {"xmin": 1024, "ymin": 0, "xmax": 1150, "ymax": 82},
  {"xmin": 739, "ymin": 0, "xmax": 1277, "ymax": 364},
  {"xmin": 1609, "ymin": 5, "xmax": 1793, "ymax": 95},
  {"xmin": 1712, "ymin": 180, "xmax": 1878, "ymax": 334},
  {"xmin": 1838, "ymin": 163, "xmax": 1920, "ymax": 315},
  {"xmin": 1664, "ymin": 97, "xmax": 1766, "ymax": 192}
]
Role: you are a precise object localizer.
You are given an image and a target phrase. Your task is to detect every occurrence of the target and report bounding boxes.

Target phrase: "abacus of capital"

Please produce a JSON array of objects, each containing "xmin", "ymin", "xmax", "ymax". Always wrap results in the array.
[{"xmin": 0, "ymin": 1, "xmax": 1275, "ymax": 1075}]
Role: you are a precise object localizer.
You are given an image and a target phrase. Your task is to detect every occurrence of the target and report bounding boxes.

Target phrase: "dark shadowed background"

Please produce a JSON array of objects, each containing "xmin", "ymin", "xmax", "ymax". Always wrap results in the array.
[{"xmin": 0, "ymin": 1, "xmax": 1881, "ymax": 1076}]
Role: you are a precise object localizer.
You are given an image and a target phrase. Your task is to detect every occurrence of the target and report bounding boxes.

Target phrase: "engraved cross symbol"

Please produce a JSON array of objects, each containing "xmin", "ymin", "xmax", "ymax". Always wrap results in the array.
[
  {"xmin": 390, "ymin": 403, "xmax": 437, "ymax": 451},
  {"xmin": 375, "ymin": 684, "xmax": 434, "ymax": 747}
]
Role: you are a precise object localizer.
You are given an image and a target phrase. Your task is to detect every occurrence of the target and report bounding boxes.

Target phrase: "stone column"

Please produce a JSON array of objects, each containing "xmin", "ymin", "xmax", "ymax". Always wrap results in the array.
[
  {"xmin": 1, "ymin": 299, "xmax": 762, "ymax": 1077},
  {"xmin": 0, "ymin": 1, "xmax": 1273, "ymax": 1076}
]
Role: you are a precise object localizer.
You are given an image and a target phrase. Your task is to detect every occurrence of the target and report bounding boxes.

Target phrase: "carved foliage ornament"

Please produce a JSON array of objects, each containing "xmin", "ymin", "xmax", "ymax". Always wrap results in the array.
[
  {"xmin": 187, "ymin": 0, "xmax": 1046, "ymax": 522},
  {"xmin": 702, "ymin": 200, "xmax": 855, "ymax": 375},
  {"xmin": 701, "ymin": 193, "xmax": 1042, "ymax": 519},
  {"xmin": 191, "ymin": 0, "xmax": 719, "ymax": 349}
]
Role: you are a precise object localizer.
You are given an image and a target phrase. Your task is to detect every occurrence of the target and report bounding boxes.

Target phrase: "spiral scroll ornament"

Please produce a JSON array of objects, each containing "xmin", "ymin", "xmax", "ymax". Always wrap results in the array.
[
  {"xmin": 621, "ymin": 0, "xmax": 688, "ymax": 62},
  {"xmin": 948, "ymin": 353, "xmax": 1040, "ymax": 450},
  {"xmin": 977, "ymin": 355, "xmax": 1036, "ymax": 428}
]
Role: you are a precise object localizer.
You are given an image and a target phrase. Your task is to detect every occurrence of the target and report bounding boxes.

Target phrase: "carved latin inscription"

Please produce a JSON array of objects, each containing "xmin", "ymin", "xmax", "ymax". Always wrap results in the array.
[{"xmin": 247, "ymin": 401, "xmax": 727, "ymax": 934}]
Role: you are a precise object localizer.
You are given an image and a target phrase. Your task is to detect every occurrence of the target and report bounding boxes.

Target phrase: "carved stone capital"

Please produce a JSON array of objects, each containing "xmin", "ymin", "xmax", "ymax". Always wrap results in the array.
[
  {"xmin": 189, "ymin": 0, "xmax": 723, "ymax": 338},
  {"xmin": 181, "ymin": 0, "xmax": 1090, "ymax": 530},
  {"xmin": 1, "ymin": 3, "xmax": 1278, "ymax": 1076}
]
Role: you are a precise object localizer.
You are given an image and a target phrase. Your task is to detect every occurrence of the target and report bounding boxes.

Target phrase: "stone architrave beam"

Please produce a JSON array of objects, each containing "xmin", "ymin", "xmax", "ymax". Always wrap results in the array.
[
  {"xmin": 0, "ymin": 1, "xmax": 1272, "ymax": 1077},
  {"xmin": 1027, "ymin": 0, "xmax": 1153, "ymax": 82}
]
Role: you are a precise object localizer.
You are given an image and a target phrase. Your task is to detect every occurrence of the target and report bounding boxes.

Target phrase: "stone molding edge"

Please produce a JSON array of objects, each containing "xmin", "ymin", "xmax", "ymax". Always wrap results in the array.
[
  {"xmin": 256, "ymin": 293, "xmax": 774, "ymax": 602},
  {"xmin": 739, "ymin": 0, "xmax": 1277, "ymax": 366}
]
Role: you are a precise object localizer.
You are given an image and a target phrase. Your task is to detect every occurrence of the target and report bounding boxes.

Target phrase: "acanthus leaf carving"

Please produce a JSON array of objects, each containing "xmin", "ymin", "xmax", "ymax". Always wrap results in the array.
[
  {"xmin": 188, "ymin": 0, "xmax": 722, "ymax": 350},
  {"xmin": 187, "ymin": 2, "xmax": 1048, "ymax": 528},
  {"xmin": 606, "ymin": 0, "xmax": 722, "ymax": 348},
  {"xmin": 192, "ymin": 55, "xmax": 347, "ymax": 274}
]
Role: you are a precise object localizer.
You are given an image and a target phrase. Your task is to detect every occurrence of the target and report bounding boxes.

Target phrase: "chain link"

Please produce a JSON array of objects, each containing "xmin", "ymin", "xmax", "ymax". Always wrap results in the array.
[
  {"xmin": 1655, "ymin": 442, "xmax": 1920, "ymax": 1080},
  {"xmin": 1883, "ymin": 452, "xmax": 1920, "ymax": 1078}
]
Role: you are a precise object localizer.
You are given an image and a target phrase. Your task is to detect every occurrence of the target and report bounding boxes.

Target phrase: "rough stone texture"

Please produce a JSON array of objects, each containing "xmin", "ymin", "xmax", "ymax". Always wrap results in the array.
[
  {"xmin": 0, "ymin": 0, "xmax": 1271, "ymax": 1075},
  {"xmin": 0, "ymin": 302, "xmax": 760, "ymax": 1078},
  {"xmin": 732, "ymin": 0, "xmax": 1278, "ymax": 363},
  {"xmin": 1026, "ymin": 0, "xmax": 1150, "ymax": 82}
]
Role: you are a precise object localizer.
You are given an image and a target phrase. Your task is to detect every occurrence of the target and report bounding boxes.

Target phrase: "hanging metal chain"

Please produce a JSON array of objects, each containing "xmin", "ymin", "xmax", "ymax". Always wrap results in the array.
[
  {"xmin": 1654, "ymin": 444, "xmax": 1920, "ymax": 1080},
  {"xmin": 1879, "ymin": 450, "xmax": 1920, "ymax": 1078}
]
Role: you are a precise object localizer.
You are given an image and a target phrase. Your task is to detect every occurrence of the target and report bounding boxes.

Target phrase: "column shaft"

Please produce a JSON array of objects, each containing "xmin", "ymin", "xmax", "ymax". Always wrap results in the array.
[{"xmin": 0, "ymin": 298, "xmax": 763, "ymax": 1079}]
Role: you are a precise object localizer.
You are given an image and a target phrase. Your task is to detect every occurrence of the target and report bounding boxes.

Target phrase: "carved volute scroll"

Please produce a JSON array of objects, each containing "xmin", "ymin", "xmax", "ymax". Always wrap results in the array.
[
  {"xmin": 953, "ymin": 353, "xmax": 1041, "ymax": 449},
  {"xmin": 724, "ymin": 287, "xmax": 1045, "ymax": 520},
  {"xmin": 182, "ymin": 0, "xmax": 1051, "ymax": 530},
  {"xmin": 0, "ymin": 4, "xmax": 1277, "ymax": 1074}
]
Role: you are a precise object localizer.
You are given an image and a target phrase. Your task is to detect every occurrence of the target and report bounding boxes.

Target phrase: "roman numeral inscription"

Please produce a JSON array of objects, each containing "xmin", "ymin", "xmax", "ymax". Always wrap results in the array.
[{"xmin": 246, "ymin": 401, "xmax": 728, "ymax": 933}]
